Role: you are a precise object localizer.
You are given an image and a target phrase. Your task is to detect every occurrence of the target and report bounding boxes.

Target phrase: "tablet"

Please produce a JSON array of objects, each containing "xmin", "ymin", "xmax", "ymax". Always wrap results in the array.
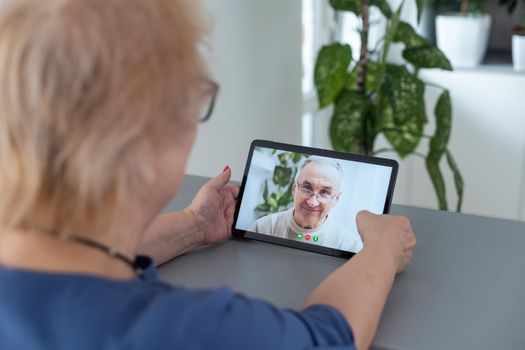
[{"xmin": 232, "ymin": 140, "xmax": 398, "ymax": 259}]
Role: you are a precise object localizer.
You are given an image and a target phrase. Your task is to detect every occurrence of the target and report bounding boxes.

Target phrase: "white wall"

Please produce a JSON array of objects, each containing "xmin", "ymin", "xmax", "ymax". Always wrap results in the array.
[
  {"xmin": 186, "ymin": 0, "xmax": 302, "ymax": 182},
  {"xmin": 412, "ymin": 68, "xmax": 525, "ymax": 220}
]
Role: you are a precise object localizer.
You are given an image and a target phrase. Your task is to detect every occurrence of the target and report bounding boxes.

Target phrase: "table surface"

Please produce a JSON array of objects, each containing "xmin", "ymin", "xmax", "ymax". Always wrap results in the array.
[{"xmin": 158, "ymin": 175, "xmax": 525, "ymax": 350}]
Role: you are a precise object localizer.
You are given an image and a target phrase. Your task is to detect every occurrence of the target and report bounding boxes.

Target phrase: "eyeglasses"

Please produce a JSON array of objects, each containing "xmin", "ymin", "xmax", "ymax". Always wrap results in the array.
[
  {"xmin": 296, "ymin": 181, "xmax": 338, "ymax": 203},
  {"xmin": 198, "ymin": 80, "xmax": 219, "ymax": 123}
]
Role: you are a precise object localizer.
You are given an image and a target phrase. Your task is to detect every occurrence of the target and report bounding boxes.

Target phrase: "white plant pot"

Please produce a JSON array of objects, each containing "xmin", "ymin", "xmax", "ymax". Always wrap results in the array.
[
  {"xmin": 436, "ymin": 13, "xmax": 492, "ymax": 69},
  {"xmin": 512, "ymin": 35, "xmax": 525, "ymax": 73}
]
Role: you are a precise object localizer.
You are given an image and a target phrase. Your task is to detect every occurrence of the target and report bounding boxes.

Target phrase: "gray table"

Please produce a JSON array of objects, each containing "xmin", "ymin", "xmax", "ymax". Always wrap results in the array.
[{"xmin": 159, "ymin": 175, "xmax": 525, "ymax": 350}]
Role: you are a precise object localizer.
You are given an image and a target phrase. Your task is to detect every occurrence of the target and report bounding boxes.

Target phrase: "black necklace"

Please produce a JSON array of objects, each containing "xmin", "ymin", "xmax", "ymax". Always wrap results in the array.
[
  {"xmin": 62, "ymin": 234, "xmax": 137, "ymax": 272},
  {"xmin": 33, "ymin": 227, "xmax": 137, "ymax": 272}
]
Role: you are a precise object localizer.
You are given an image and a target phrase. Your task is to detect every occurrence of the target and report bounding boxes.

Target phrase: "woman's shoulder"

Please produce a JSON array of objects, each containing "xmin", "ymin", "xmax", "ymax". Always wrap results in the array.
[
  {"xmin": 0, "ymin": 261, "xmax": 354, "ymax": 350},
  {"xmin": 0, "ymin": 265, "xmax": 237, "ymax": 348}
]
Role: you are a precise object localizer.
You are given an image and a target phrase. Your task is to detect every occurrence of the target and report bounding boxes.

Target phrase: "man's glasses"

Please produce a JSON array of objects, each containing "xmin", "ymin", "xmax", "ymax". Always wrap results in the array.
[
  {"xmin": 296, "ymin": 181, "xmax": 338, "ymax": 204},
  {"xmin": 198, "ymin": 80, "xmax": 219, "ymax": 123}
]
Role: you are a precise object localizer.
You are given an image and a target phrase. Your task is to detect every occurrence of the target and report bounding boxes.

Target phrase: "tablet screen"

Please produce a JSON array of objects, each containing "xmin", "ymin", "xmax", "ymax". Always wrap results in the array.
[{"xmin": 234, "ymin": 141, "xmax": 397, "ymax": 256}]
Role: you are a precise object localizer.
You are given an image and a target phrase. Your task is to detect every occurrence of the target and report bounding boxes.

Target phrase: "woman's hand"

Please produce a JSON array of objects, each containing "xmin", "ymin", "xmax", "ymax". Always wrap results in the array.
[
  {"xmin": 139, "ymin": 168, "xmax": 238, "ymax": 264},
  {"xmin": 356, "ymin": 210, "xmax": 416, "ymax": 273},
  {"xmin": 186, "ymin": 166, "xmax": 240, "ymax": 245}
]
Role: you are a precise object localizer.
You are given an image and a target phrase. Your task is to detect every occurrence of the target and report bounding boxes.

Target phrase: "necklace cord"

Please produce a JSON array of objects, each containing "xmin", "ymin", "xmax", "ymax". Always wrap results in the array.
[
  {"xmin": 29, "ymin": 227, "xmax": 138, "ymax": 273},
  {"xmin": 64, "ymin": 235, "xmax": 137, "ymax": 272}
]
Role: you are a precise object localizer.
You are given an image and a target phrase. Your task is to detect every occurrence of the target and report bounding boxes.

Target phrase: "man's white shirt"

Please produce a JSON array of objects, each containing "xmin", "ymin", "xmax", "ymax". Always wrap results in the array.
[{"xmin": 250, "ymin": 208, "xmax": 363, "ymax": 253}]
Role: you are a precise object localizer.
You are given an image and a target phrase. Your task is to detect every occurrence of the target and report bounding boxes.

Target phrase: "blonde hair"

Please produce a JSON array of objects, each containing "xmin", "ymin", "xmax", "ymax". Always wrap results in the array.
[{"xmin": 0, "ymin": 0, "xmax": 208, "ymax": 233}]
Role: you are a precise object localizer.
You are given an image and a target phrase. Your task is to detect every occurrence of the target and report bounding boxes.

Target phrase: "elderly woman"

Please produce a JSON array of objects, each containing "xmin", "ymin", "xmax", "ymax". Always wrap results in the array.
[{"xmin": 0, "ymin": 1, "xmax": 415, "ymax": 349}]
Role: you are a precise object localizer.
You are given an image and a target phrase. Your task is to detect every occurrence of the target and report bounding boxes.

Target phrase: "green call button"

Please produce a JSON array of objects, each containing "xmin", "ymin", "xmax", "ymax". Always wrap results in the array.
[{"xmin": 296, "ymin": 233, "xmax": 303, "ymax": 239}]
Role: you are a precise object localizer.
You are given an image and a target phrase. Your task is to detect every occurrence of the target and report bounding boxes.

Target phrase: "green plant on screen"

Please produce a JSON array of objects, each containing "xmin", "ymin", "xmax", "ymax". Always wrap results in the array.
[{"xmin": 255, "ymin": 151, "xmax": 305, "ymax": 217}]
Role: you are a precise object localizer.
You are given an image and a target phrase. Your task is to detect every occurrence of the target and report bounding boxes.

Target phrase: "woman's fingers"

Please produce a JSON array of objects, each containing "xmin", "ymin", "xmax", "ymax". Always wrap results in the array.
[{"xmin": 225, "ymin": 184, "xmax": 240, "ymax": 199}]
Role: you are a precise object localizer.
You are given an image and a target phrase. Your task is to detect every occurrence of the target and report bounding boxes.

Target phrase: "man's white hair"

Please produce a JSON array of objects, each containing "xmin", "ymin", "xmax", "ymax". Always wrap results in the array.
[{"xmin": 294, "ymin": 156, "xmax": 344, "ymax": 182}]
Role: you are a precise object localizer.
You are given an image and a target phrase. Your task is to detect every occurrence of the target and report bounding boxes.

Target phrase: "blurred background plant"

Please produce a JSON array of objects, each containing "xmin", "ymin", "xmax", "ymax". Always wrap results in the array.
[
  {"xmin": 255, "ymin": 151, "xmax": 306, "ymax": 217},
  {"xmin": 427, "ymin": 0, "xmax": 485, "ymax": 14},
  {"xmin": 314, "ymin": 0, "xmax": 464, "ymax": 211},
  {"xmin": 428, "ymin": 0, "xmax": 525, "ymax": 18},
  {"xmin": 499, "ymin": 0, "xmax": 525, "ymax": 16}
]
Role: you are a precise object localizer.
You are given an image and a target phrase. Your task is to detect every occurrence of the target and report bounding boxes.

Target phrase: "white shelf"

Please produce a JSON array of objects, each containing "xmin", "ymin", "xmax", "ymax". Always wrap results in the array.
[
  {"xmin": 455, "ymin": 64, "xmax": 525, "ymax": 76},
  {"xmin": 422, "ymin": 64, "xmax": 525, "ymax": 77}
]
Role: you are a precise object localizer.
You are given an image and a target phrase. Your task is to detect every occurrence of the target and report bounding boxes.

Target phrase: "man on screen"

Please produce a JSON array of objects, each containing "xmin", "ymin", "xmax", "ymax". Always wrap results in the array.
[{"xmin": 250, "ymin": 157, "xmax": 363, "ymax": 252}]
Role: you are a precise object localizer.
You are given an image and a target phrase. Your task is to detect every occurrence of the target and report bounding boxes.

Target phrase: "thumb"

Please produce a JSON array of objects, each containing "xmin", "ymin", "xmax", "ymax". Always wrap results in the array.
[
  {"xmin": 355, "ymin": 210, "xmax": 378, "ymax": 229},
  {"xmin": 207, "ymin": 165, "xmax": 232, "ymax": 189},
  {"xmin": 356, "ymin": 210, "xmax": 377, "ymax": 220}
]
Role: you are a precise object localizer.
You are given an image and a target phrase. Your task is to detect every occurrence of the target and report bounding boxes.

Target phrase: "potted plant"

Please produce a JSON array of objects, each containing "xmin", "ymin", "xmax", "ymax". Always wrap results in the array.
[
  {"xmin": 513, "ymin": 25, "xmax": 525, "ymax": 72},
  {"xmin": 430, "ymin": 0, "xmax": 491, "ymax": 68},
  {"xmin": 314, "ymin": 0, "xmax": 464, "ymax": 212},
  {"xmin": 500, "ymin": 0, "xmax": 525, "ymax": 72}
]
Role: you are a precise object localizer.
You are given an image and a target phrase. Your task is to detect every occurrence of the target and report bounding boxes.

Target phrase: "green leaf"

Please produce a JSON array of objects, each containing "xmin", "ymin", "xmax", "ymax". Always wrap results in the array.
[
  {"xmin": 379, "ymin": 65, "xmax": 426, "ymax": 157},
  {"xmin": 393, "ymin": 21, "xmax": 452, "ymax": 71},
  {"xmin": 346, "ymin": 61, "xmax": 381, "ymax": 93},
  {"xmin": 446, "ymin": 150, "xmax": 464, "ymax": 212},
  {"xmin": 430, "ymin": 91, "xmax": 452, "ymax": 153},
  {"xmin": 314, "ymin": 43, "xmax": 352, "ymax": 108},
  {"xmin": 255, "ymin": 203, "xmax": 270, "ymax": 212},
  {"xmin": 330, "ymin": 91, "xmax": 369, "ymax": 153},
  {"xmin": 370, "ymin": 0, "xmax": 392, "ymax": 18},
  {"xmin": 273, "ymin": 165, "xmax": 292, "ymax": 187},
  {"xmin": 416, "ymin": 0, "xmax": 424, "ymax": 23},
  {"xmin": 425, "ymin": 90, "xmax": 453, "ymax": 211},
  {"xmin": 381, "ymin": 65, "xmax": 426, "ymax": 125},
  {"xmin": 403, "ymin": 46, "xmax": 452, "ymax": 70},
  {"xmin": 278, "ymin": 152, "xmax": 288, "ymax": 166},
  {"xmin": 329, "ymin": 0, "xmax": 362, "ymax": 15},
  {"xmin": 373, "ymin": 2, "xmax": 403, "ymax": 121},
  {"xmin": 345, "ymin": 61, "xmax": 380, "ymax": 95},
  {"xmin": 291, "ymin": 152, "xmax": 303, "ymax": 164},
  {"xmin": 263, "ymin": 180, "xmax": 269, "ymax": 201},
  {"xmin": 267, "ymin": 196, "xmax": 278, "ymax": 210},
  {"xmin": 364, "ymin": 61, "xmax": 381, "ymax": 93},
  {"xmin": 257, "ymin": 181, "xmax": 274, "ymax": 212},
  {"xmin": 279, "ymin": 175, "xmax": 295, "ymax": 206},
  {"xmin": 425, "ymin": 155, "xmax": 448, "ymax": 211},
  {"xmin": 274, "ymin": 191, "xmax": 282, "ymax": 203},
  {"xmin": 380, "ymin": 105, "xmax": 424, "ymax": 158},
  {"xmin": 344, "ymin": 71, "xmax": 358, "ymax": 91},
  {"xmin": 393, "ymin": 21, "xmax": 428, "ymax": 48}
]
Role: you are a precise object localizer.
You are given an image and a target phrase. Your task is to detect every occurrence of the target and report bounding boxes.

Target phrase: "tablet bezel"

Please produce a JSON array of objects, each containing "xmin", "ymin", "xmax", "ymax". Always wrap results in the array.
[{"xmin": 232, "ymin": 139, "xmax": 399, "ymax": 259}]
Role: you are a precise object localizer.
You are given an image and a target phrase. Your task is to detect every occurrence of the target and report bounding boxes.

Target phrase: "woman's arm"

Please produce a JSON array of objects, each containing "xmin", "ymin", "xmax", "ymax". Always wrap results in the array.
[
  {"xmin": 138, "ymin": 168, "xmax": 239, "ymax": 265},
  {"xmin": 138, "ymin": 209, "xmax": 205, "ymax": 265},
  {"xmin": 305, "ymin": 211, "xmax": 416, "ymax": 350}
]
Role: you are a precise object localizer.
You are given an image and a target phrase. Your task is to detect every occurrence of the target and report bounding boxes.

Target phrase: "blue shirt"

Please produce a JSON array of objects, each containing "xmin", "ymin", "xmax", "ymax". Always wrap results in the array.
[{"xmin": 0, "ymin": 256, "xmax": 355, "ymax": 349}]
